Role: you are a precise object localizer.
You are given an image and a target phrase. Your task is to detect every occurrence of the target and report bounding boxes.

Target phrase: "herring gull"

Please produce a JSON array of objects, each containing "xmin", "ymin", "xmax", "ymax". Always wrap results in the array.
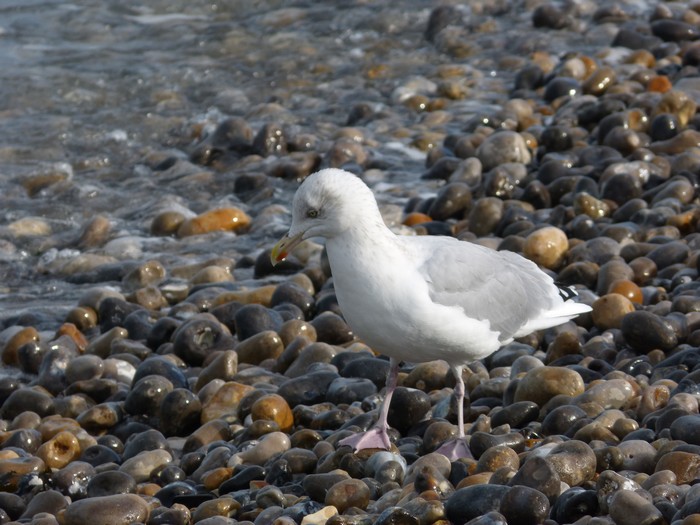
[{"xmin": 271, "ymin": 168, "xmax": 591, "ymax": 459}]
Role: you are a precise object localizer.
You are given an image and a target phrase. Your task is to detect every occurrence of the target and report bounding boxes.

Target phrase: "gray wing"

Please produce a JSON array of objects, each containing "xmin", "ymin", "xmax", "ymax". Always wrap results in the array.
[{"xmin": 410, "ymin": 237, "xmax": 560, "ymax": 341}]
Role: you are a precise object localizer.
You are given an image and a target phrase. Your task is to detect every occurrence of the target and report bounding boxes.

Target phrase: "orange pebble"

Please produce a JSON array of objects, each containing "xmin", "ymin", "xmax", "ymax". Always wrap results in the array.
[
  {"xmin": 609, "ymin": 279, "xmax": 644, "ymax": 304},
  {"xmin": 177, "ymin": 207, "xmax": 251, "ymax": 237},
  {"xmin": 647, "ymin": 75, "xmax": 672, "ymax": 93},
  {"xmin": 403, "ymin": 212, "xmax": 433, "ymax": 227},
  {"xmin": 55, "ymin": 323, "xmax": 89, "ymax": 352},
  {"xmin": 251, "ymin": 394, "xmax": 294, "ymax": 433}
]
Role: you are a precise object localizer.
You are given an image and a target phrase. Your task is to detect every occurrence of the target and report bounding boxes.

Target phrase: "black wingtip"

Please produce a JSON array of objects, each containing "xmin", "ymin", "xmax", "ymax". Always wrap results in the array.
[{"xmin": 555, "ymin": 282, "xmax": 578, "ymax": 301}]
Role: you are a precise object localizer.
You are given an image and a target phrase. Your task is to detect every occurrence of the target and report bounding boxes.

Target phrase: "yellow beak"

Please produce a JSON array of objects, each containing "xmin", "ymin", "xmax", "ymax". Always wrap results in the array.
[{"xmin": 270, "ymin": 232, "xmax": 304, "ymax": 266}]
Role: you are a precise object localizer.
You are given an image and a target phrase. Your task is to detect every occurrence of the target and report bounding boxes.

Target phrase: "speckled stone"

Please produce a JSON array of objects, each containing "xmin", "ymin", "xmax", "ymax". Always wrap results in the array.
[{"xmin": 324, "ymin": 478, "xmax": 370, "ymax": 513}]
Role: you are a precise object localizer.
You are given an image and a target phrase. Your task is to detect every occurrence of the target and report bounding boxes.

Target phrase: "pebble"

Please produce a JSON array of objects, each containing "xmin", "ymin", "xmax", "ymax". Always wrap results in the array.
[
  {"xmin": 513, "ymin": 366, "xmax": 585, "ymax": 405},
  {"xmin": 61, "ymin": 494, "xmax": 150, "ymax": 525},
  {"xmin": 523, "ymin": 226, "xmax": 568, "ymax": 270}
]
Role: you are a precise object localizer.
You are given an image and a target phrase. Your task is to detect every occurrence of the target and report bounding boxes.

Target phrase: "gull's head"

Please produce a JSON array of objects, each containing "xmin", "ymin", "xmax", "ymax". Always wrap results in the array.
[{"xmin": 271, "ymin": 168, "xmax": 379, "ymax": 265}]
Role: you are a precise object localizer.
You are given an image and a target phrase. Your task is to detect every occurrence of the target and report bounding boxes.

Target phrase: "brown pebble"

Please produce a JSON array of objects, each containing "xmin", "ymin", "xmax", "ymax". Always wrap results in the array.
[
  {"xmin": 592, "ymin": 293, "xmax": 635, "ymax": 330},
  {"xmin": 655, "ymin": 451, "xmax": 700, "ymax": 484},
  {"xmin": 403, "ymin": 212, "xmax": 433, "ymax": 226},
  {"xmin": 514, "ymin": 366, "xmax": 585, "ymax": 405},
  {"xmin": 2, "ymin": 326, "xmax": 40, "ymax": 365},
  {"xmin": 523, "ymin": 226, "xmax": 568, "ymax": 270},
  {"xmin": 177, "ymin": 207, "xmax": 251, "ymax": 237},
  {"xmin": 608, "ymin": 279, "xmax": 643, "ymax": 304},
  {"xmin": 476, "ymin": 445, "xmax": 519, "ymax": 473},
  {"xmin": 65, "ymin": 306, "xmax": 98, "ymax": 332},
  {"xmin": 150, "ymin": 210, "xmax": 186, "ymax": 236},
  {"xmin": 213, "ymin": 285, "xmax": 277, "ymax": 307},
  {"xmin": 54, "ymin": 323, "xmax": 89, "ymax": 352},
  {"xmin": 35, "ymin": 431, "xmax": 81, "ymax": 470},
  {"xmin": 324, "ymin": 478, "xmax": 370, "ymax": 513},
  {"xmin": 201, "ymin": 381, "xmax": 256, "ymax": 423},
  {"xmin": 235, "ymin": 330, "xmax": 284, "ymax": 365},
  {"xmin": 251, "ymin": 394, "xmax": 294, "ymax": 433}
]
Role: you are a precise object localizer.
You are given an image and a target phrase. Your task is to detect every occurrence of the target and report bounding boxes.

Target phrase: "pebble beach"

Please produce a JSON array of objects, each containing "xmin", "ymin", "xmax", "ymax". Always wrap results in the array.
[{"xmin": 1, "ymin": 1, "xmax": 700, "ymax": 524}]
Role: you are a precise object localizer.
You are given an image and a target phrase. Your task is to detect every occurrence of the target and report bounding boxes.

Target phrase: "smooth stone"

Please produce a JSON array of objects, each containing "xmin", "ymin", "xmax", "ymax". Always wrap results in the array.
[
  {"xmin": 476, "ymin": 131, "xmax": 531, "ymax": 170},
  {"xmin": 523, "ymin": 226, "xmax": 568, "ymax": 270},
  {"xmin": 234, "ymin": 304, "xmax": 283, "ymax": 341},
  {"xmin": 325, "ymin": 479, "xmax": 370, "ymax": 513},
  {"xmin": 122, "ymin": 429, "xmax": 169, "ymax": 461},
  {"xmin": 86, "ymin": 470, "xmax": 137, "ymax": 497},
  {"xmin": 200, "ymin": 381, "xmax": 255, "ymax": 423},
  {"xmin": 475, "ymin": 445, "xmax": 519, "ymax": 473},
  {"xmin": 428, "ymin": 182, "xmax": 472, "ymax": 221},
  {"xmin": 62, "ymin": 494, "xmax": 149, "ymax": 525},
  {"xmin": 617, "ymin": 440, "xmax": 657, "ymax": 473},
  {"xmin": 76, "ymin": 402, "xmax": 122, "ymax": 433},
  {"xmin": 35, "ymin": 430, "xmax": 81, "ymax": 470},
  {"xmin": 65, "ymin": 354, "xmax": 104, "ymax": 384},
  {"xmin": 608, "ymin": 488, "xmax": 664, "ymax": 525},
  {"xmin": 655, "ymin": 451, "xmax": 700, "ymax": 484},
  {"xmin": 545, "ymin": 440, "xmax": 596, "ymax": 486},
  {"xmin": 195, "ymin": 350, "xmax": 238, "ymax": 391},
  {"xmin": 285, "ymin": 342, "xmax": 339, "ymax": 378},
  {"xmin": 387, "ymin": 387, "xmax": 431, "ymax": 434},
  {"xmin": 592, "ymin": 294, "xmax": 635, "ymax": 330},
  {"xmin": 172, "ymin": 315, "xmax": 233, "ymax": 366},
  {"xmin": 621, "ymin": 311, "xmax": 678, "ymax": 352},
  {"xmin": 177, "ymin": 207, "xmax": 250, "ymax": 237},
  {"xmin": 278, "ymin": 370, "xmax": 339, "ymax": 407},
  {"xmin": 235, "ymin": 330, "xmax": 284, "ymax": 365},
  {"xmin": 550, "ymin": 487, "xmax": 599, "ymax": 524},
  {"xmin": 229, "ymin": 432, "xmax": 291, "ymax": 466},
  {"xmin": 444, "ymin": 484, "xmax": 510, "ymax": 524},
  {"xmin": 78, "ymin": 445, "xmax": 121, "ymax": 467},
  {"xmin": 575, "ymin": 379, "xmax": 637, "ymax": 410},
  {"xmin": 124, "ymin": 375, "xmax": 173, "ymax": 416},
  {"xmin": 119, "ymin": 449, "xmax": 172, "ymax": 483},
  {"xmin": 326, "ymin": 377, "xmax": 377, "ymax": 405},
  {"xmin": 596, "ymin": 470, "xmax": 642, "ymax": 513},
  {"xmin": 500, "ymin": 485, "xmax": 550, "ymax": 525},
  {"xmin": 1, "ymin": 388, "xmax": 55, "ymax": 419},
  {"xmin": 132, "ymin": 356, "xmax": 188, "ymax": 389},
  {"xmin": 514, "ymin": 366, "xmax": 585, "ymax": 406},
  {"xmin": 302, "ymin": 471, "xmax": 352, "ymax": 503},
  {"xmin": 670, "ymin": 414, "xmax": 700, "ymax": 445},
  {"xmin": 251, "ymin": 394, "xmax": 294, "ymax": 433},
  {"xmin": 18, "ymin": 490, "xmax": 66, "ymax": 521},
  {"xmin": 159, "ymin": 388, "xmax": 202, "ymax": 437},
  {"xmin": 508, "ymin": 456, "xmax": 561, "ymax": 503},
  {"xmin": 310, "ymin": 312, "xmax": 354, "ymax": 345}
]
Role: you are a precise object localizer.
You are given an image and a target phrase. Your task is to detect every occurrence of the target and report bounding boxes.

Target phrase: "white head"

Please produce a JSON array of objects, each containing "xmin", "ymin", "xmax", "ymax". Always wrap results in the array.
[{"xmin": 271, "ymin": 168, "xmax": 382, "ymax": 263}]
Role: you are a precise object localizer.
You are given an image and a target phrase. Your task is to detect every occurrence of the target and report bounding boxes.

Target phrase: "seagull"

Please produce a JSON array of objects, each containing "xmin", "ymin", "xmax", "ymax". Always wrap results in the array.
[{"xmin": 271, "ymin": 168, "xmax": 591, "ymax": 459}]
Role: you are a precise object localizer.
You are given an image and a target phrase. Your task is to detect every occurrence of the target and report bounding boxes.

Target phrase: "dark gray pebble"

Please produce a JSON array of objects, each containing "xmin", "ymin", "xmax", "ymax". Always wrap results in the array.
[
  {"xmin": 86, "ymin": 470, "xmax": 136, "ymax": 497},
  {"xmin": 172, "ymin": 315, "xmax": 233, "ymax": 365},
  {"xmin": 326, "ymin": 377, "xmax": 377, "ymax": 405},
  {"xmin": 621, "ymin": 310, "xmax": 678, "ymax": 352},
  {"xmin": 159, "ymin": 388, "xmax": 202, "ymax": 437},
  {"xmin": 508, "ymin": 456, "xmax": 561, "ymax": 503},
  {"xmin": 277, "ymin": 370, "xmax": 339, "ymax": 407},
  {"xmin": 445, "ymin": 484, "xmax": 510, "ymax": 524}
]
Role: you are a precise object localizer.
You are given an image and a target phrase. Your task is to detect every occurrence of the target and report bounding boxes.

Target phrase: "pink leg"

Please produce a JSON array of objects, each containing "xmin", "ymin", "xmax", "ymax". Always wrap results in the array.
[
  {"xmin": 339, "ymin": 357, "xmax": 399, "ymax": 451},
  {"xmin": 436, "ymin": 365, "xmax": 473, "ymax": 460}
]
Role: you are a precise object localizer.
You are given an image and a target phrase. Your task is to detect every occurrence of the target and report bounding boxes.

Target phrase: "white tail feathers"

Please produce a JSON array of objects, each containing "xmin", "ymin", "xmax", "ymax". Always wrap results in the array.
[{"xmin": 514, "ymin": 300, "xmax": 592, "ymax": 337}]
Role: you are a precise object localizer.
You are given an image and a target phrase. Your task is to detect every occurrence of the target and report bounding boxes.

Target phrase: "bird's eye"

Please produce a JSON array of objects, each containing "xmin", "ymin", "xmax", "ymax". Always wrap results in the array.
[{"xmin": 306, "ymin": 209, "xmax": 319, "ymax": 218}]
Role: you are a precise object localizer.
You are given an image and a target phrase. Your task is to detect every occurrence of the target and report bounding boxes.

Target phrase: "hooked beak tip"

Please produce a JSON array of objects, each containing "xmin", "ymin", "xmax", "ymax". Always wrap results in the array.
[{"xmin": 270, "ymin": 232, "xmax": 302, "ymax": 266}]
